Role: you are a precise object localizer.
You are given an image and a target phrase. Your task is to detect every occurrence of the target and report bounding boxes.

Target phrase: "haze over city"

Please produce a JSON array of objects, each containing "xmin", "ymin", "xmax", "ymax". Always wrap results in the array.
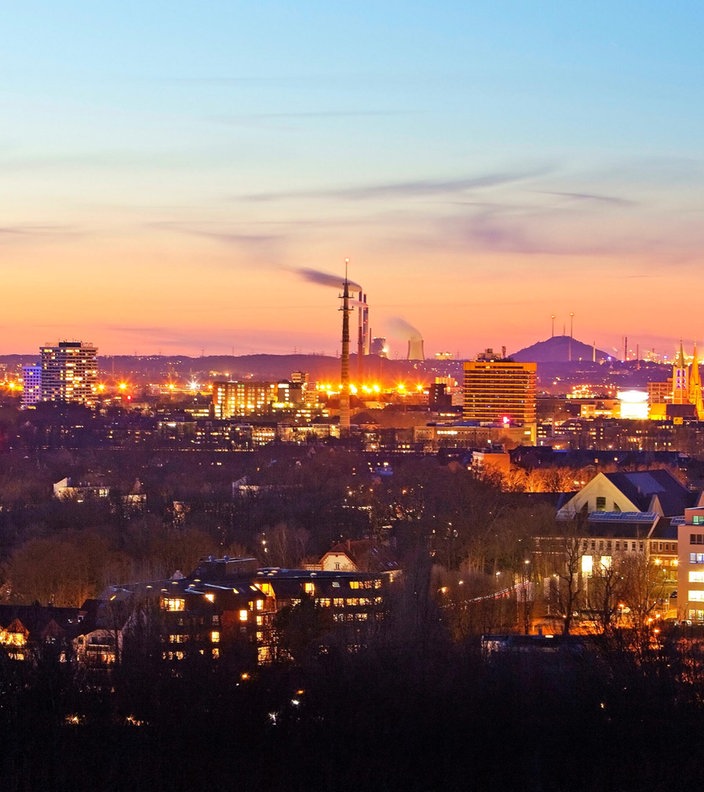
[{"xmin": 3, "ymin": 2, "xmax": 703, "ymax": 358}]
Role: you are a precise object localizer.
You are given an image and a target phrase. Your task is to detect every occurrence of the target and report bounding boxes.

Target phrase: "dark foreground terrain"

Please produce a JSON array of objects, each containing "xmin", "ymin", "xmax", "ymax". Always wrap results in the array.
[{"xmin": 2, "ymin": 632, "xmax": 703, "ymax": 792}]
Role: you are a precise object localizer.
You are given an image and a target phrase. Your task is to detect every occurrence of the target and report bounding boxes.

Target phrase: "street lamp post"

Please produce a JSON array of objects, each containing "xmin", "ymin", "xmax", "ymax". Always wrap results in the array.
[{"xmin": 520, "ymin": 559, "xmax": 531, "ymax": 635}]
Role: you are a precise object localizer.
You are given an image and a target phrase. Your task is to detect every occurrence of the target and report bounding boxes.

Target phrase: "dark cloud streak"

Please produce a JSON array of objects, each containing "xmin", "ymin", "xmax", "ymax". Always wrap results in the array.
[
  {"xmin": 541, "ymin": 190, "xmax": 636, "ymax": 207},
  {"xmin": 297, "ymin": 268, "xmax": 362, "ymax": 291},
  {"xmin": 242, "ymin": 166, "xmax": 554, "ymax": 203}
]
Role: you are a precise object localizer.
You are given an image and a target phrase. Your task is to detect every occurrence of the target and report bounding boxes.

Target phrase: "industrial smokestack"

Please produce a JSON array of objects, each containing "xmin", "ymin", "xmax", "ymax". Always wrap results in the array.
[
  {"xmin": 339, "ymin": 263, "xmax": 352, "ymax": 437},
  {"xmin": 357, "ymin": 290, "xmax": 369, "ymax": 381}
]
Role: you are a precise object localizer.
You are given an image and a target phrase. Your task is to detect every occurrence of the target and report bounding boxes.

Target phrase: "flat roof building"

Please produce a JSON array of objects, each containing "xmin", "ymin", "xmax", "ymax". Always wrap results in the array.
[
  {"xmin": 40, "ymin": 341, "xmax": 98, "ymax": 406},
  {"xmin": 21, "ymin": 364, "xmax": 42, "ymax": 408},
  {"xmin": 678, "ymin": 506, "xmax": 704, "ymax": 623},
  {"xmin": 213, "ymin": 381, "xmax": 276, "ymax": 419},
  {"xmin": 463, "ymin": 360, "xmax": 537, "ymax": 443}
]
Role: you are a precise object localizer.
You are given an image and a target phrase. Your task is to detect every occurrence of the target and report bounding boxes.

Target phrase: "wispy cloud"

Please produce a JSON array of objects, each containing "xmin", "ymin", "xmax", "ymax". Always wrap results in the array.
[
  {"xmin": 540, "ymin": 191, "xmax": 636, "ymax": 207},
  {"xmin": 241, "ymin": 166, "xmax": 554, "ymax": 202},
  {"xmin": 101, "ymin": 325, "xmax": 208, "ymax": 349},
  {"xmin": 212, "ymin": 109, "xmax": 408, "ymax": 125},
  {"xmin": 150, "ymin": 221, "xmax": 286, "ymax": 261},
  {"xmin": 0, "ymin": 224, "xmax": 79, "ymax": 242},
  {"xmin": 0, "ymin": 148, "xmax": 218, "ymax": 173},
  {"xmin": 436, "ymin": 206, "xmax": 704, "ymax": 260},
  {"xmin": 592, "ymin": 155, "xmax": 704, "ymax": 186}
]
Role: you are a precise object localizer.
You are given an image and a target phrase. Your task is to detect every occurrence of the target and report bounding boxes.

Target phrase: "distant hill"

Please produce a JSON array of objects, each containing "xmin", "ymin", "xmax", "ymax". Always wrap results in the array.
[
  {"xmin": 511, "ymin": 335, "xmax": 610, "ymax": 364},
  {"xmin": 0, "ymin": 353, "xmax": 456, "ymax": 384}
]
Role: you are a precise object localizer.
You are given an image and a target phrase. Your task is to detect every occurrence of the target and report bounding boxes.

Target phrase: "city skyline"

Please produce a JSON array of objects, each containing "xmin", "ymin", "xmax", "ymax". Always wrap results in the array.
[{"xmin": 3, "ymin": 2, "xmax": 703, "ymax": 358}]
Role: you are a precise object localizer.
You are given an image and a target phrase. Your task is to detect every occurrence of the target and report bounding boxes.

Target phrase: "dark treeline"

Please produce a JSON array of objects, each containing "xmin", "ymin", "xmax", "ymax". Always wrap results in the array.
[
  {"xmin": 2, "ymin": 622, "xmax": 704, "ymax": 791},
  {"xmin": 1, "ymin": 436, "xmax": 703, "ymax": 789},
  {"xmin": 0, "ymin": 443, "xmax": 557, "ymax": 604}
]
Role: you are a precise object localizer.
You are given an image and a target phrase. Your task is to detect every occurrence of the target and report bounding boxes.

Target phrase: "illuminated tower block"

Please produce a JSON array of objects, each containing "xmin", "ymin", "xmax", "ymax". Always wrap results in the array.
[
  {"xmin": 212, "ymin": 380, "xmax": 276, "ymax": 418},
  {"xmin": 463, "ymin": 360, "xmax": 537, "ymax": 442},
  {"xmin": 22, "ymin": 364, "xmax": 42, "ymax": 407},
  {"xmin": 40, "ymin": 341, "xmax": 98, "ymax": 406}
]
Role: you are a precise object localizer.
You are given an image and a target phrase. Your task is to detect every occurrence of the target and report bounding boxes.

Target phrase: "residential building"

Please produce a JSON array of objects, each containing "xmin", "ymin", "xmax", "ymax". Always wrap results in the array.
[
  {"xmin": 677, "ymin": 506, "xmax": 704, "ymax": 622},
  {"xmin": 40, "ymin": 340, "xmax": 98, "ymax": 406},
  {"xmin": 317, "ymin": 540, "xmax": 401, "ymax": 576},
  {"xmin": 556, "ymin": 469, "xmax": 698, "ymax": 519},
  {"xmin": 81, "ymin": 557, "xmax": 391, "ymax": 670},
  {"xmin": 0, "ymin": 603, "xmax": 86, "ymax": 662},
  {"xmin": 533, "ymin": 469, "xmax": 696, "ymax": 626},
  {"xmin": 21, "ymin": 364, "xmax": 42, "ymax": 407},
  {"xmin": 212, "ymin": 380, "xmax": 276, "ymax": 418},
  {"xmin": 53, "ymin": 476, "xmax": 110, "ymax": 501}
]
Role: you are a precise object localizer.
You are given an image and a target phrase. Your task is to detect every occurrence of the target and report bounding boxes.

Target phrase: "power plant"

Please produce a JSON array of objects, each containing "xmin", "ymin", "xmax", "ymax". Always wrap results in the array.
[
  {"xmin": 388, "ymin": 317, "xmax": 425, "ymax": 362},
  {"xmin": 298, "ymin": 266, "xmax": 426, "ymax": 436},
  {"xmin": 407, "ymin": 337, "xmax": 425, "ymax": 361}
]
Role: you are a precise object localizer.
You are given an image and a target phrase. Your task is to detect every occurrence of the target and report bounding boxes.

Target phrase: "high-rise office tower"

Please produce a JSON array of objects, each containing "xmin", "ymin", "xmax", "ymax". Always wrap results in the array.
[
  {"xmin": 40, "ymin": 341, "xmax": 98, "ymax": 406},
  {"xmin": 463, "ymin": 360, "xmax": 537, "ymax": 442}
]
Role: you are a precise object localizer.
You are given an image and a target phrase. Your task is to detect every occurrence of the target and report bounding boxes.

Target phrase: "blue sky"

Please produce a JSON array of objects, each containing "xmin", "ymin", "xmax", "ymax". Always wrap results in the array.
[{"xmin": 2, "ymin": 2, "xmax": 703, "ymax": 359}]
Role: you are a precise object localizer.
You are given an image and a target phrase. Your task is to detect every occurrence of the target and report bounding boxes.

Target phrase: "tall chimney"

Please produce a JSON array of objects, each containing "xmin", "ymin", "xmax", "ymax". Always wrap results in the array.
[
  {"xmin": 339, "ymin": 262, "xmax": 352, "ymax": 437},
  {"xmin": 357, "ymin": 290, "xmax": 369, "ymax": 382}
]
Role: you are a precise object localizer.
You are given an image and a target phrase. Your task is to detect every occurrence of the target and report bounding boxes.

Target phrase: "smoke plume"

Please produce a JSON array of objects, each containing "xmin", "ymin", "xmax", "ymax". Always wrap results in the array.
[
  {"xmin": 297, "ymin": 267, "xmax": 362, "ymax": 291},
  {"xmin": 388, "ymin": 317, "xmax": 423, "ymax": 341}
]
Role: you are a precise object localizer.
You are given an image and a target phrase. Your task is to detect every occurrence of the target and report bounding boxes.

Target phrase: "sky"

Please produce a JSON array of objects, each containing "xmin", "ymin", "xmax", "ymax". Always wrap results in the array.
[{"xmin": 2, "ymin": 1, "xmax": 703, "ymax": 360}]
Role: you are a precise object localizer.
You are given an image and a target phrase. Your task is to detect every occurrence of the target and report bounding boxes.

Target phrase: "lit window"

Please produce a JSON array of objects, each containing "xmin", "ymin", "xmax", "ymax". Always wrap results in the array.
[
  {"xmin": 163, "ymin": 598, "xmax": 185, "ymax": 612},
  {"xmin": 304, "ymin": 582, "xmax": 315, "ymax": 594},
  {"xmin": 688, "ymin": 590, "xmax": 704, "ymax": 602},
  {"xmin": 211, "ymin": 631, "xmax": 220, "ymax": 643},
  {"xmin": 239, "ymin": 609, "xmax": 248, "ymax": 622}
]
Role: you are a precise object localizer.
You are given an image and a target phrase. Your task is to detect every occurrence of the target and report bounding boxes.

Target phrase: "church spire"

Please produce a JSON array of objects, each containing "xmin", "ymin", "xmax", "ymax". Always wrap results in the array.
[
  {"xmin": 673, "ymin": 339, "xmax": 689, "ymax": 405},
  {"xmin": 677, "ymin": 339, "xmax": 686, "ymax": 369},
  {"xmin": 690, "ymin": 342, "xmax": 704, "ymax": 420}
]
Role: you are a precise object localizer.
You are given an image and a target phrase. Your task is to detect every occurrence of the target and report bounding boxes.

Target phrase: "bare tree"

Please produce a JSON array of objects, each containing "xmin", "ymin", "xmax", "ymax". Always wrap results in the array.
[
  {"xmin": 589, "ymin": 556, "xmax": 626, "ymax": 635},
  {"xmin": 534, "ymin": 516, "xmax": 587, "ymax": 635}
]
